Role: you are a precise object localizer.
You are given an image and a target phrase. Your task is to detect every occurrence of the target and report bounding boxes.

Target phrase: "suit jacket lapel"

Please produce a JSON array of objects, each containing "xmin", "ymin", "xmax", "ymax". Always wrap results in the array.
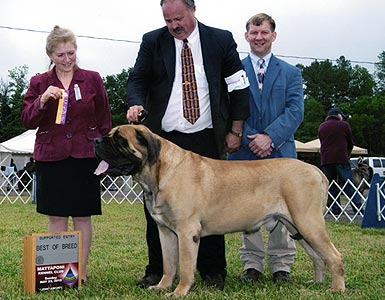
[
  {"xmin": 199, "ymin": 23, "xmax": 216, "ymax": 84},
  {"xmin": 160, "ymin": 31, "xmax": 176, "ymax": 80},
  {"xmin": 260, "ymin": 54, "xmax": 280, "ymax": 114},
  {"xmin": 244, "ymin": 56, "xmax": 261, "ymax": 111}
]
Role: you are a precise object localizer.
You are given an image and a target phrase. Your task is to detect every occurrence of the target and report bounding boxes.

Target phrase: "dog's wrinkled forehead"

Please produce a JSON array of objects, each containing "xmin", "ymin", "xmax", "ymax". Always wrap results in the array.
[{"xmin": 110, "ymin": 125, "xmax": 153, "ymax": 159}]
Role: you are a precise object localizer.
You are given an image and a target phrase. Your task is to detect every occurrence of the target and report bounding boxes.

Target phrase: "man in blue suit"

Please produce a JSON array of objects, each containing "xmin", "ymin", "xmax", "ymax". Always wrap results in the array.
[
  {"xmin": 228, "ymin": 13, "xmax": 304, "ymax": 283},
  {"xmin": 126, "ymin": 0, "xmax": 250, "ymax": 291}
]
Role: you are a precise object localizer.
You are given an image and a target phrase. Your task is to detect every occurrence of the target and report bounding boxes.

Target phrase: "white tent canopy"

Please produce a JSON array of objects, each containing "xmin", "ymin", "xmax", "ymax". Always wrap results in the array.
[
  {"xmin": 295, "ymin": 138, "xmax": 368, "ymax": 155},
  {"xmin": 0, "ymin": 129, "xmax": 36, "ymax": 170},
  {"xmin": 0, "ymin": 129, "xmax": 36, "ymax": 154},
  {"xmin": 295, "ymin": 140, "xmax": 318, "ymax": 153}
]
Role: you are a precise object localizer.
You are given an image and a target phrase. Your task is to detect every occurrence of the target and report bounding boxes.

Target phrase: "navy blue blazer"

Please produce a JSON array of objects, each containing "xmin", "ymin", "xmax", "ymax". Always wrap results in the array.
[
  {"xmin": 228, "ymin": 54, "xmax": 304, "ymax": 160},
  {"xmin": 127, "ymin": 21, "xmax": 249, "ymax": 155}
]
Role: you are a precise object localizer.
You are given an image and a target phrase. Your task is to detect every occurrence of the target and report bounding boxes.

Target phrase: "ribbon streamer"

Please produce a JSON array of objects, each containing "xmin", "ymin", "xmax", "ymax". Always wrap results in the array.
[{"xmin": 55, "ymin": 89, "xmax": 69, "ymax": 125}]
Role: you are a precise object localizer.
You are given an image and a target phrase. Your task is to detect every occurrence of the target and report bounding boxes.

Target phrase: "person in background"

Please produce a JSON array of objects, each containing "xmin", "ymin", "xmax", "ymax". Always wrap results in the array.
[
  {"xmin": 10, "ymin": 158, "xmax": 18, "ymax": 172},
  {"xmin": 8, "ymin": 158, "xmax": 18, "ymax": 186},
  {"xmin": 227, "ymin": 13, "xmax": 304, "ymax": 283},
  {"xmin": 21, "ymin": 26, "xmax": 112, "ymax": 283},
  {"xmin": 25, "ymin": 157, "xmax": 35, "ymax": 174},
  {"xmin": 318, "ymin": 107, "xmax": 362, "ymax": 215},
  {"xmin": 126, "ymin": 0, "xmax": 250, "ymax": 290},
  {"xmin": 24, "ymin": 157, "xmax": 36, "ymax": 198}
]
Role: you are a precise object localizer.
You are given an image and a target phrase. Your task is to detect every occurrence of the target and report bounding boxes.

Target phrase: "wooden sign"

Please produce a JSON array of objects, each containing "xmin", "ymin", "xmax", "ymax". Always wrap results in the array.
[{"xmin": 23, "ymin": 231, "xmax": 82, "ymax": 293}]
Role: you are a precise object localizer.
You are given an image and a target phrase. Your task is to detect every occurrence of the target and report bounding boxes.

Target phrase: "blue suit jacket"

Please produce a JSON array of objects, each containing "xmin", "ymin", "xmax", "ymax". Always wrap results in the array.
[
  {"xmin": 228, "ymin": 54, "xmax": 304, "ymax": 160},
  {"xmin": 127, "ymin": 22, "xmax": 249, "ymax": 156}
]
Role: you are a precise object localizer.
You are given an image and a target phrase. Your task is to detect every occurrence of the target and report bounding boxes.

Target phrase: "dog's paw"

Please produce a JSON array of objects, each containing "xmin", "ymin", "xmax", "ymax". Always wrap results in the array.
[
  {"xmin": 165, "ymin": 290, "xmax": 188, "ymax": 298},
  {"xmin": 328, "ymin": 287, "xmax": 346, "ymax": 293},
  {"xmin": 148, "ymin": 284, "xmax": 166, "ymax": 291},
  {"xmin": 164, "ymin": 285, "xmax": 191, "ymax": 297}
]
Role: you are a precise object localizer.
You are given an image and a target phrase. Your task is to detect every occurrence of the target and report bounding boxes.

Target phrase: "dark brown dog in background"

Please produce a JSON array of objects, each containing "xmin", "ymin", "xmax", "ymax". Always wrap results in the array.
[{"xmin": 94, "ymin": 124, "xmax": 345, "ymax": 297}]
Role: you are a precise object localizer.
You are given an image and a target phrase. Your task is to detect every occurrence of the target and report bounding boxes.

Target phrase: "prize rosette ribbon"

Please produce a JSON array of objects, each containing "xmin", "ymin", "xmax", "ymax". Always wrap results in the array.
[{"xmin": 55, "ymin": 89, "xmax": 69, "ymax": 125}]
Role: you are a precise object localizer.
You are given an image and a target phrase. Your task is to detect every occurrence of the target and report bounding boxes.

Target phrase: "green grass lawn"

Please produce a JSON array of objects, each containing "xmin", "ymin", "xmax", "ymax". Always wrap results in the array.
[{"xmin": 0, "ymin": 201, "xmax": 384, "ymax": 300}]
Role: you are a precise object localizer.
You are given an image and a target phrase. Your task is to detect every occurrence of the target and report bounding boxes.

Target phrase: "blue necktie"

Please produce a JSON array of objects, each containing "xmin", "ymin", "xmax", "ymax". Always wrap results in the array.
[{"xmin": 257, "ymin": 58, "xmax": 265, "ymax": 91}]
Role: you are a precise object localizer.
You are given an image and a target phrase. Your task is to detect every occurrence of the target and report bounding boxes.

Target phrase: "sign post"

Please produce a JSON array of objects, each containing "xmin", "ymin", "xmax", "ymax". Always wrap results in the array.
[
  {"xmin": 23, "ymin": 231, "xmax": 82, "ymax": 293},
  {"xmin": 361, "ymin": 174, "xmax": 385, "ymax": 228}
]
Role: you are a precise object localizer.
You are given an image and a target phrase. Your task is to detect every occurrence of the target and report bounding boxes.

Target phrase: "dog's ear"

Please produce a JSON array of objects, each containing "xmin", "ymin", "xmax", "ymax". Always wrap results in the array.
[{"xmin": 135, "ymin": 128, "xmax": 161, "ymax": 165}]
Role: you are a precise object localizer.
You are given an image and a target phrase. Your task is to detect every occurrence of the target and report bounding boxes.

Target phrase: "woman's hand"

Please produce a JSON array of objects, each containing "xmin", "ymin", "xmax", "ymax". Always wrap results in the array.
[{"xmin": 40, "ymin": 86, "xmax": 62, "ymax": 108}]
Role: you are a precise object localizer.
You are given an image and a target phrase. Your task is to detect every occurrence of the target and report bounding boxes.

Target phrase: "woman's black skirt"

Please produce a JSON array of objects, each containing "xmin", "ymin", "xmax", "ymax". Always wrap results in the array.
[{"xmin": 35, "ymin": 157, "xmax": 102, "ymax": 217}]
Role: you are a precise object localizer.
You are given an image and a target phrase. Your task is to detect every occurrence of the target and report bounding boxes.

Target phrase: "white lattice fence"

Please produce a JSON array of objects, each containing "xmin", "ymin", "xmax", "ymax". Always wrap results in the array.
[
  {"xmin": 1, "ymin": 170, "xmax": 382, "ymax": 224},
  {"xmin": 0, "ymin": 171, "xmax": 144, "ymax": 205},
  {"xmin": 100, "ymin": 175, "xmax": 143, "ymax": 204},
  {"xmin": 0, "ymin": 170, "xmax": 33, "ymax": 204},
  {"xmin": 323, "ymin": 178, "xmax": 370, "ymax": 223}
]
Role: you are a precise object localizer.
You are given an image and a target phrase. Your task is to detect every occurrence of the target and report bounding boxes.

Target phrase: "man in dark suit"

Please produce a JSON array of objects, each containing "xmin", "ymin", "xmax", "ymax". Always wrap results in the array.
[
  {"xmin": 126, "ymin": 0, "xmax": 250, "ymax": 291},
  {"xmin": 228, "ymin": 13, "xmax": 304, "ymax": 283}
]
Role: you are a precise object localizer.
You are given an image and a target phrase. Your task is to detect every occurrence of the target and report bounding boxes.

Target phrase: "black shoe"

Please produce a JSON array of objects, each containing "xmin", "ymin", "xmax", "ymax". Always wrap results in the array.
[
  {"xmin": 203, "ymin": 273, "xmax": 224, "ymax": 291},
  {"xmin": 273, "ymin": 271, "xmax": 292, "ymax": 283},
  {"xmin": 240, "ymin": 268, "xmax": 262, "ymax": 282},
  {"xmin": 136, "ymin": 274, "xmax": 162, "ymax": 288}
]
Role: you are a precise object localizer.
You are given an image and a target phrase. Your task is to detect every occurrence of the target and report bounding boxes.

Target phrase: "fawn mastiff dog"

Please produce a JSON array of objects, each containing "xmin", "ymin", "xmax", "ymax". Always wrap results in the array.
[{"xmin": 94, "ymin": 124, "xmax": 345, "ymax": 297}]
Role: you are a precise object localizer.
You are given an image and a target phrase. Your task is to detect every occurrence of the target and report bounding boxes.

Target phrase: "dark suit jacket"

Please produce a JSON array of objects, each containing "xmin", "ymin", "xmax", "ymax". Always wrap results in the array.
[{"xmin": 127, "ymin": 22, "xmax": 249, "ymax": 155}]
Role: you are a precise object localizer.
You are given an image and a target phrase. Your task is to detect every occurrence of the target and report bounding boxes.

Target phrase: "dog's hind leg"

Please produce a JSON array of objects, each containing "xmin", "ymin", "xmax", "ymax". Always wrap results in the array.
[
  {"xmin": 151, "ymin": 225, "xmax": 178, "ymax": 292},
  {"xmin": 284, "ymin": 216, "xmax": 345, "ymax": 291},
  {"xmin": 278, "ymin": 218, "xmax": 325, "ymax": 283},
  {"xmin": 303, "ymin": 233, "xmax": 345, "ymax": 292}
]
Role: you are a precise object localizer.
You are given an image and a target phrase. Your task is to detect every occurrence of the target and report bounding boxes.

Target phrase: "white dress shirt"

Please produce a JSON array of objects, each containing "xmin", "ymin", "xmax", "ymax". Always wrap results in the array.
[
  {"xmin": 162, "ymin": 21, "xmax": 212, "ymax": 133},
  {"xmin": 250, "ymin": 52, "xmax": 272, "ymax": 78},
  {"xmin": 162, "ymin": 20, "xmax": 250, "ymax": 133}
]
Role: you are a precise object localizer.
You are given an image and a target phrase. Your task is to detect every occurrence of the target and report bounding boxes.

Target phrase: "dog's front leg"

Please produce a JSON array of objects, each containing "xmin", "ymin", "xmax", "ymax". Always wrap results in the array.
[
  {"xmin": 149, "ymin": 225, "xmax": 178, "ymax": 292},
  {"xmin": 168, "ymin": 229, "xmax": 200, "ymax": 297}
]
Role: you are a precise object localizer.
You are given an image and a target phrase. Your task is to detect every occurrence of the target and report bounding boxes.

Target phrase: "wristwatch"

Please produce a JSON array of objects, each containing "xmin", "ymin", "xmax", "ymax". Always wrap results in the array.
[{"xmin": 229, "ymin": 129, "xmax": 242, "ymax": 138}]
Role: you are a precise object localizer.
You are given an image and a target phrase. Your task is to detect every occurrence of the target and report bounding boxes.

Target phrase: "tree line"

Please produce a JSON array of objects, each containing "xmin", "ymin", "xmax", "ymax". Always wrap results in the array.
[{"xmin": 1, "ymin": 51, "xmax": 385, "ymax": 156}]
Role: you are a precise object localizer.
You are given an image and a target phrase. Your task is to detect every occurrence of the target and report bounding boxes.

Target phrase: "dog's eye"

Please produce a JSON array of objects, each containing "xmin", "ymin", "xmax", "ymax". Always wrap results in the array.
[
  {"xmin": 116, "ymin": 135, "xmax": 128, "ymax": 148},
  {"xmin": 136, "ymin": 130, "xmax": 148, "ymax": 147},
  {"xmin": 112, "ymin": 131, "xmax": 129, "ymax": 150}
]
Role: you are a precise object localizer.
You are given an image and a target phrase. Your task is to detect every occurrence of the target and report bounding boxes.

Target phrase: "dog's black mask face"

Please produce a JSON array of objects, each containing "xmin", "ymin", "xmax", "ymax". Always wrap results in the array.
[{"xmin": 94, "ymin": 129, "xmax": 143, "ymax": 176}]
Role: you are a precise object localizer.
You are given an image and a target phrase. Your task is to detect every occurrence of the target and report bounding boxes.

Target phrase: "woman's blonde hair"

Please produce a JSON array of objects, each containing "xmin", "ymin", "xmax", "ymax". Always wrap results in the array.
[
  {"xmin": 46, "ymin": 25, "xmax": 77, "ymax": 55},
  {"xmin": 46, "ymin": 26, "xmax": 77, "ymax": 69}
]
